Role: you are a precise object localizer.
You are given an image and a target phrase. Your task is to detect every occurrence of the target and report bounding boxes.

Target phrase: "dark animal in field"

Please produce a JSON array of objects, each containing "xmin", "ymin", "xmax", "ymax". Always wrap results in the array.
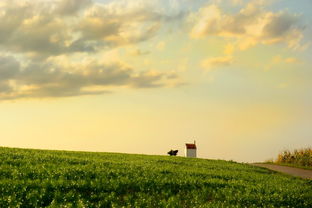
[{"xmin": 167, "ymin": 150, "xmax": 178, "ymax": 156}]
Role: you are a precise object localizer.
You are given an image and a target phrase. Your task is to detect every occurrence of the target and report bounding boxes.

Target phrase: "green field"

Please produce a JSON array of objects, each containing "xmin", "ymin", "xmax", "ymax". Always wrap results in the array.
[{"xmin": 0, "ymin": 147, "xmax": 311, "ymax": 207}]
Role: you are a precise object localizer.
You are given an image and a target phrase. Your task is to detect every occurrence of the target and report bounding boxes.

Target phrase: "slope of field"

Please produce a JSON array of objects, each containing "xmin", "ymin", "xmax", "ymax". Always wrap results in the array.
[{"xmin": 0, "ymin": 147, "xmax": 311, "ymax": 207}]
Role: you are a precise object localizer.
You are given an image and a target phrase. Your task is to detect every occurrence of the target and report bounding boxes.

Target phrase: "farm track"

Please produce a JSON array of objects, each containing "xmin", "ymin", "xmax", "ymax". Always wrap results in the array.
[{"xmin": 252, "ymin": 163, "xmax": 312, "ymax": 179}]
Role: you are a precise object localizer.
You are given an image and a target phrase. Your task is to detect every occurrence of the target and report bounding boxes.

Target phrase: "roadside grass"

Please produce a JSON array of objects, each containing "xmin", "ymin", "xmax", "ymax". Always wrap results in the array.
[{"xmin": 0, "ymin": 147, "xmax": 311, "ymax": 207}]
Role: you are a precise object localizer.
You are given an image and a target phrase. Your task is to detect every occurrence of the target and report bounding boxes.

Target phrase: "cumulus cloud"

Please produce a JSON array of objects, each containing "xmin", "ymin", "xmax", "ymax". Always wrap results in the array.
[
  {"xmin": 0, "ymin": 0, "xmax": 80, "ymax": 56},
  {"xmin": 0, "ymin": 56, "xmax": 20, "ymax": 81},
  {"xmin": 76, "ymin": 4, "xmax": 162, "ymax": 47},
  {"xmin": 0, "ymin": 55, "xmax": 179, "ymax": 100},
  {"xmin": 55, "ymin": 0, "xmax": 92, "ymax": 15},
  {"xmin": 0, "ymin": 0, "xmax": 184, "ymax": 100},
  {"xmin": 0, "ymin": 0, "xmax": 179, "ymax": 57},
  {"xmin": 189, "ymin": 2, "xmax": 304, "ymax": 50}
]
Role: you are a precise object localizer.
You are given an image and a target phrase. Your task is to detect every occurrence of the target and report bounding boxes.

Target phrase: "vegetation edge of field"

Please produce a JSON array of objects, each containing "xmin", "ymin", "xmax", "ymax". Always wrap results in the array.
[{"xmin": 265, "ymin": 147, "xmax": 312, "ymax": 170}]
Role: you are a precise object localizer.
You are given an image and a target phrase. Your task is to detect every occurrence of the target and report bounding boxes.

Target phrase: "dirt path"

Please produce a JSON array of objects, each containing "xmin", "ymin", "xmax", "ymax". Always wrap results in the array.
[{"xmin": 252, "ymin": 164, "xmax": 312, "ymax": 179}]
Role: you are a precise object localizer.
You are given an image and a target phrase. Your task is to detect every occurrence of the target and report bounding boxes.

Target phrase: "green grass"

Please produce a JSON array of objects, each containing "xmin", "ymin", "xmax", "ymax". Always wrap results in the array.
[{"xmin": 0, "ymin": 147, "xmax": 311, "ymax": 207}]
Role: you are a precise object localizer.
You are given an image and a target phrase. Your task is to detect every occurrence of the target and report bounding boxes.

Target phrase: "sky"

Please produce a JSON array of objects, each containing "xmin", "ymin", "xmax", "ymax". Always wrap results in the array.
[{"xmin": 0, "ymin": 0, "xmax": 311, "ymax": 162}]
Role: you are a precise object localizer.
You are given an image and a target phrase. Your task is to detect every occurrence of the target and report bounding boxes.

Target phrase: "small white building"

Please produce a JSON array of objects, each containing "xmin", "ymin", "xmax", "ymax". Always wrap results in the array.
[{"xmin": 185, "ymin": 141, "xmax": 197, "ymax": 158}]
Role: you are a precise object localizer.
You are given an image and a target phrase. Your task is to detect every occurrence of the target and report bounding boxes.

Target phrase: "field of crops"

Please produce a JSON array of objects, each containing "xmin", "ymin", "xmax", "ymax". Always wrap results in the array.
[
  {"xmin": 275, "ymin": 148, "xmax": 312, "ymax": 169},
  {"xmin": 0, "ymin": 147, "xmax": 311, "ymax": 207}
]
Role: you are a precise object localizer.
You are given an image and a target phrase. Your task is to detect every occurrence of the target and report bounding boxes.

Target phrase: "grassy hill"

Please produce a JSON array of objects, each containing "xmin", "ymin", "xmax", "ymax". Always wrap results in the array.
[{"xmin": 0, "ymin": 147, "xmax": 311, "ymax": 207}]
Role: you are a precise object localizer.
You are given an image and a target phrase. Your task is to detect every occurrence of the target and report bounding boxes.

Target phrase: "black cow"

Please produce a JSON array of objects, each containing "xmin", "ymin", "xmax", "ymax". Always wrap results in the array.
[{"xmin": 167, "ymin": 150, "xmax": 178, "ymax": 156}]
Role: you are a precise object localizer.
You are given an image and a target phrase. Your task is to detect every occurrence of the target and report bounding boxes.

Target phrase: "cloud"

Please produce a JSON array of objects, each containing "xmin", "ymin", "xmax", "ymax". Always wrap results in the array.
[
  {"xmin": 0, "ymin": 56, "xmax": 20, "ymax": 81},
  {"xmin": 189, "ymin": 2, "xmax": 304, "ymax": 50},
  {"xmin": 272, "ymin": 55, "xmax": 299, "ymax": 64},
  {"xmin": 0, "ymin": 0, "xmax": 79, "ymax": 56},
  {"xmin": 201, "ymin": 56, "xmax": 233, "ymax": 70},
  {"xmin": 0, "ymin": 0, "xmax": 179, "ymax": 57},
  {"xmin": 263, "ymin": 12, "xmax": 298, "ymax": 38},
  {"xmin": 0, "ymin": 55, "xmax": 180, "ymax": 100},
  {"xmin": 264, "ymin": 55, "xmax": 300, "ymax": 71},
  {"xmin": 284, "ymin": 58, "xmax": 299, "ymax": 64},
  {"xmin": 0, "ymin": 0, "xmax": 186, "ymax": 101},
  {"xmin": 55, "ymin": 0, "xmax": 92, "ymax": 15},
  {"xmin": 76, "ymin": 4, "xmax": 162, "ymax": 47},
  {"xmin": 224, "ymin": 43, "xmax": 235, "ymax": 55}
]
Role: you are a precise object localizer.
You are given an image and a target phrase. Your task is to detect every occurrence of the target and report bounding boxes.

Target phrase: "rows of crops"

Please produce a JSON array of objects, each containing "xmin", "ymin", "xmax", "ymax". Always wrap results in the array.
[
  {"xmin": 0, "ymin": 147, "xmax": 311, "ymax": 207},
  {"xmin": 275, "ymin": 148, "xmax": 312, "ymax": 168}
]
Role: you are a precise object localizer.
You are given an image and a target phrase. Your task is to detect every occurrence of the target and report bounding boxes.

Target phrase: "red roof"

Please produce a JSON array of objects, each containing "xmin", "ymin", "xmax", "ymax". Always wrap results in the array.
[{"xmin": 185, "ymin": 143, "xmax": 196, "ymax": 149}]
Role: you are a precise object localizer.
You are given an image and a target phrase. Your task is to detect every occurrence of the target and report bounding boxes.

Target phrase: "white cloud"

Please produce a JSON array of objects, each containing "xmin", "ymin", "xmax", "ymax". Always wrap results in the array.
[
  {"xmin": 189, "ymin": 1, "xmax": 305, "ymax": 50},
  {"xmin": 0, "ymin": 55, "xmax": 180, "ymax": 100},
  {"xmin": 0, "ymin": 0, "xmax": 184, "ymax": 100},
  {"xmin": 55, "ymin": 0, "xmax": 92, "ymax": 15},
  {"xmin": 0, "ymin": 0, "xmax": 180, "ymax": 57}
]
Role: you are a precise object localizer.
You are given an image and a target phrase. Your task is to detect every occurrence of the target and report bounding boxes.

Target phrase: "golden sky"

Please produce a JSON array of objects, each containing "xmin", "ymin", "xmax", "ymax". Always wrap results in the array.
[{"xmin": 0, "ymin": 0, "xmax": 311, "ymax": 162}]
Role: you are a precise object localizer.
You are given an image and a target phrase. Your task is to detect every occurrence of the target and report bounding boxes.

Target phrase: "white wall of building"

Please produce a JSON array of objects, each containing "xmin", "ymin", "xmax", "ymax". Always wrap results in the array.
[{"xmin": 185, "ymin": 148, "xmax": 196, "ymax": 158}]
